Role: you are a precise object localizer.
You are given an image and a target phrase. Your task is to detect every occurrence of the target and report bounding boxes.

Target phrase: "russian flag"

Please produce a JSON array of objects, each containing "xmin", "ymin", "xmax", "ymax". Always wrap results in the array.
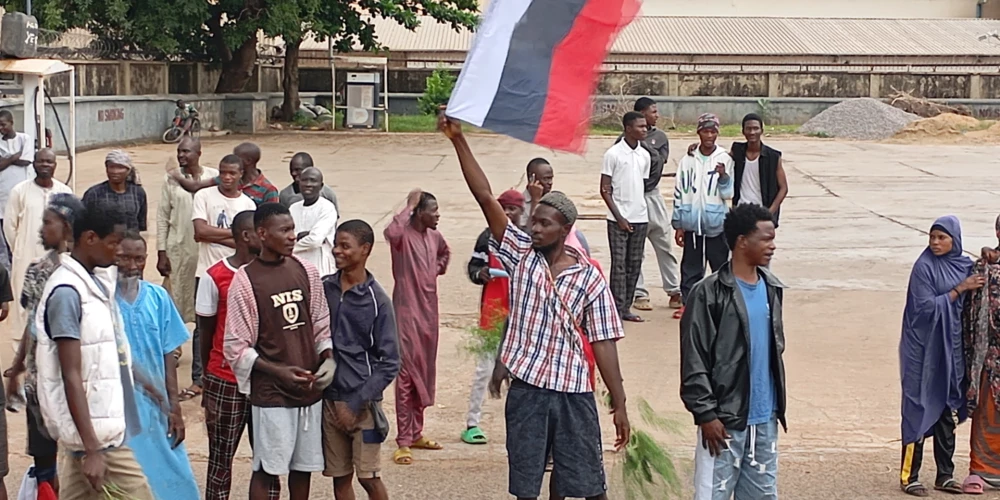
[{"xmin": 446, "ymin": 0, "xmax": 640, "ymax": 153}]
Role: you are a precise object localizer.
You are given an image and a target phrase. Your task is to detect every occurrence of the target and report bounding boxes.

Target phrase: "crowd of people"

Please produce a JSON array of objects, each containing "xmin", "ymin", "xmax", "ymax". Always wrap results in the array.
[{"xmin": 0, "ymin": 97, "xmax": 799, "ymax": 500}]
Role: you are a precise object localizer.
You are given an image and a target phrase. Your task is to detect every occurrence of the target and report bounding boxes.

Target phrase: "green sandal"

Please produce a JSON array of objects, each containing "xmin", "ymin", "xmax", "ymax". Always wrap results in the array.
[{"xmin": 461, "ymin": 426, "xmax": 488, "ymax": 445}]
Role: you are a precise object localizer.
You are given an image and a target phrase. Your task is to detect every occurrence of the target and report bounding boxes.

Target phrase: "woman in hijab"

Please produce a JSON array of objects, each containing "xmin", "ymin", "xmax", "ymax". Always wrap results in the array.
[
  {"xmin": 899, "ymin": 215, "xmax": 984, "ymax": 496},
  {"xmin": 82, "ymin": 150, "xmax": 147, "ymax": 232}
]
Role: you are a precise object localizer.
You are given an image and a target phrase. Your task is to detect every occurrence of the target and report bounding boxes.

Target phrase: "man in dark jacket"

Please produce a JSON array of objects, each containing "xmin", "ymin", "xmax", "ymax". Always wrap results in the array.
[
  {"xmin": 322, "ymin": 219, "xmax": 400, "ymax": 500},
  {"xmin": 680, "ymin": 203, "xmax": 787, "ymax": 500}
]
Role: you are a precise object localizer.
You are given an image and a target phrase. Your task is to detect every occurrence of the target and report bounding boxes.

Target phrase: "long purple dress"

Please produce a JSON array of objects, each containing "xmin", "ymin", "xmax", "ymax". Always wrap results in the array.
[{"xmin": 384, "ymin": 208, "xmax": 450, "ymax": 447}]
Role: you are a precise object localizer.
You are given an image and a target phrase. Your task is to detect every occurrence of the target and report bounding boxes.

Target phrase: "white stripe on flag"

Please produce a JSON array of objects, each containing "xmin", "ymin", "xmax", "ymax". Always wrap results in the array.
[{"xmin": 446, "ymin": 0, "xmax": 534, "ymax": 127}]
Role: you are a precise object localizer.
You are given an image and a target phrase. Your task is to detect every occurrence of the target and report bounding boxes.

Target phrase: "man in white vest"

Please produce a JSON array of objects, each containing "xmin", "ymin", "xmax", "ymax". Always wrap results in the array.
[{"xmin": 35, "ymin": 199, "xmax": 154, "ymax": 500}]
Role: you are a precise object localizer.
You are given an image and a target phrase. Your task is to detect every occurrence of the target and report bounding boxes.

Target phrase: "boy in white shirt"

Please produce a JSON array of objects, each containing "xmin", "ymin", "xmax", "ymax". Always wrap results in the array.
[
  {"xmin": 600, "ymin": 111, "xmax": 651, "ymax": 323},
  {"xmin": 289, "ymin": 167, "xmax": 339, "ymax": 277}
]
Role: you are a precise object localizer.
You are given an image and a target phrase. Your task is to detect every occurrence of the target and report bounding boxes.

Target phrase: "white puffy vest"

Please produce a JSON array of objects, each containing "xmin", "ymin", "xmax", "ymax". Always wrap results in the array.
[{"xmin": 35, "ymin": 255, "xmax": 130, "ymax": 452}]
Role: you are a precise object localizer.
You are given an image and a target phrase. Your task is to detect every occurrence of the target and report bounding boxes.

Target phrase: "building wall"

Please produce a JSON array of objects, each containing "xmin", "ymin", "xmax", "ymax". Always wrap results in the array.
[{"xmin": 634, "ymin": 0, "xmax": 981, "ymax": 18}]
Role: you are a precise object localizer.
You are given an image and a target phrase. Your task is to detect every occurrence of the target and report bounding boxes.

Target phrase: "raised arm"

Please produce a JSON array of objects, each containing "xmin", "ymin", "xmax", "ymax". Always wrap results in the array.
[
  {"xmin": 170, "ymin": 169, "xmax": 216, "ymax": 194},
  {"xmin": 438, "ymin": 112, "xmax": 508, "ymax": 242},
  {"xmin": 383, "ymin": 191, "xmax": 420, "ymax": 249}
]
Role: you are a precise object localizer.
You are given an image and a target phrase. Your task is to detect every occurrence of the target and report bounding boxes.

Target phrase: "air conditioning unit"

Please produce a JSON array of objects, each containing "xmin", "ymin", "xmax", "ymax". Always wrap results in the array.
[{"xmin": 343, "ymin": 72, "xmax": 381, "ymax": 129}]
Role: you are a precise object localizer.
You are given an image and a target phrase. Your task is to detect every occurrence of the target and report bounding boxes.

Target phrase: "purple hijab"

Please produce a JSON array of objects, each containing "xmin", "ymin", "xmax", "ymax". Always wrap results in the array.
[{"xmin": 899, "ymin": 215, "xmax": 974, "ymax": 444}]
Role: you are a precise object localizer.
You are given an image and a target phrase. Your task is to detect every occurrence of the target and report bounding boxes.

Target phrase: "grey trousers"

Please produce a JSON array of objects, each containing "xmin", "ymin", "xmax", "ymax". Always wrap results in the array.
[
  {"xmin": 466, "ymin": 355, "xmax": 494, "ymax": 428},
  {"xmin": 635, "ymin": 190, "xmax": 680, "ymax": 299}
]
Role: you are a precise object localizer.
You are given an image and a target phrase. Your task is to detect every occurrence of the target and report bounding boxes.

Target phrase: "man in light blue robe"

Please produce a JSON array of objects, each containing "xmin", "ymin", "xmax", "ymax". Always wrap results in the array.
[{"xmin": 115, "ymin": 230, "xmax": 200, "ymax": 499}]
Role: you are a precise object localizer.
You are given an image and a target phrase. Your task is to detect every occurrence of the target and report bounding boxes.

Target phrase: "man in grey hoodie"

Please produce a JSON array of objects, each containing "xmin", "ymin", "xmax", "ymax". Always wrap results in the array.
[{"xmin": 322, "ymin": 219, "xmax": 400, "ymax": 500}]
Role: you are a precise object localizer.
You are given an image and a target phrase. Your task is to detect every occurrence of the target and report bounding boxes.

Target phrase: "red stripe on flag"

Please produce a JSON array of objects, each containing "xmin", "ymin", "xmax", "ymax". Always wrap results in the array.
[{"xmin": 534, "ymin": 0, "xmax": 639, "ymax": 153}]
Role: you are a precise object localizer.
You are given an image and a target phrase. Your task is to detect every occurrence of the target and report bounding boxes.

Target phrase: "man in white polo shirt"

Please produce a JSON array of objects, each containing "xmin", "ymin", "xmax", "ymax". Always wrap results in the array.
[{"xmin": 600, "ymin": 111, "xmax": 651, "ymax": 323}]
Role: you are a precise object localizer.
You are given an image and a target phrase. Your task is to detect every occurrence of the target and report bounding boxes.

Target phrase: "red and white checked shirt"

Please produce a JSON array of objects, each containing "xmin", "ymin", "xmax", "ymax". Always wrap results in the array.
[{"xmin": 490, "ymin": 222, "xmax": 624, "ymax": 393}]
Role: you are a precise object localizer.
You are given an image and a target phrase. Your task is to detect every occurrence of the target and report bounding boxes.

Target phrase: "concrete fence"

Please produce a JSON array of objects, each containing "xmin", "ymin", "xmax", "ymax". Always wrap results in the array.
[{"xmin": 7, "ymin": 92, "xmax": 1000, "ymax": 154}]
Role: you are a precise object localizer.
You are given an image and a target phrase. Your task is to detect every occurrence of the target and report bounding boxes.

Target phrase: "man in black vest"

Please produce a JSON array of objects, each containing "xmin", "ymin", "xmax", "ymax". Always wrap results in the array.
[{"xmin": 730, "ymin": 113, "xmax": 788, "ymax": 227}]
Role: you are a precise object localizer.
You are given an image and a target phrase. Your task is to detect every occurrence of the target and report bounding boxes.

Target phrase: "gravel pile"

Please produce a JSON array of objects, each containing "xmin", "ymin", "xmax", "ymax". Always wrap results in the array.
[{"xmin": 799, "ymin": 98, "xmax": 920, "ymax": 140}]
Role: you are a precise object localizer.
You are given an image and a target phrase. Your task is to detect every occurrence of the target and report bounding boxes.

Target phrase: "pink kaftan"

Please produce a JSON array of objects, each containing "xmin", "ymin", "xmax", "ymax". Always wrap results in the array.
[{"xmin": 384, "ymin": 209, "xmax": 450, "ymax": 411}]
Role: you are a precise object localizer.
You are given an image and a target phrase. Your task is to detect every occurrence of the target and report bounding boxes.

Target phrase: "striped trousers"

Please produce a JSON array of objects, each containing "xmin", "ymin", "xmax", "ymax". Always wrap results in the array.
[
  {"xmin": 607, "ymin": 221, "xmax": 648, "ymax": 316},
  {"xmin": 900, "ymin": 410, "xmax": 956, "ymax": 488}
]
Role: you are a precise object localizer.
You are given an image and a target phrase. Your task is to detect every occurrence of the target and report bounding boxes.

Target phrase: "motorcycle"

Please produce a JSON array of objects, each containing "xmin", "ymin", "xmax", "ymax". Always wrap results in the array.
[{"xmin": 162, "ymin": 115, "xmax": 201, "ymax": 143}]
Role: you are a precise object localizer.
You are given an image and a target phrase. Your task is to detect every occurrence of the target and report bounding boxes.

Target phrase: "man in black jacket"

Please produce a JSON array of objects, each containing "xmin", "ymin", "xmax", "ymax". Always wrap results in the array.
[{"xmin": 680, "ymin": 203, "xmax": 786, "ymax": 500}]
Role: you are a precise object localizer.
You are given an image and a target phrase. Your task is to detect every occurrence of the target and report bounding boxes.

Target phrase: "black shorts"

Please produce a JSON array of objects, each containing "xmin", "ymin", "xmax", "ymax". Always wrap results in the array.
[
  {"xmin": 505, "ymin": 380, "xmax": 606, "ymax": 498},
  {"xmin": 26, "ymin": 389, "xmax": 57, "ymax": 459}
]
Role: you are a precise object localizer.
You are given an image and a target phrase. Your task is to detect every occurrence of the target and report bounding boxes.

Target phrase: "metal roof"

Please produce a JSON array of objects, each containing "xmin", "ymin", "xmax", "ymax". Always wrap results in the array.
[
  {"xmin": 0, "ymin": 58, "xmax": 74, "ymax": 75},
  {"xmin": 295, "ymin": 16, "xmax": 1000, "ymax": 57}
]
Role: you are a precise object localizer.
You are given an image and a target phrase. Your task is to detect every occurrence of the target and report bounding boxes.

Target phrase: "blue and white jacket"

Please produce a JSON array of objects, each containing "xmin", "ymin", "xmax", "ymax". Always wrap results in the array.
[{"xmin": 671, "ymin": 145, "xmax": 735, "ymax": 237}]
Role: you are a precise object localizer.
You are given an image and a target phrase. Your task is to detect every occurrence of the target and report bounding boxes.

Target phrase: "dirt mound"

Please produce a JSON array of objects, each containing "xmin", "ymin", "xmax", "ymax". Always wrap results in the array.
[
  {"xmin": 892, "ymin": 113, "xmax": 982, "ymax": 139},
  {"xmin": 800, "ymin": 98, "xmax": 919, "ymax": 140},
  {"xmin": 888, "ymin": 91, "xmax": 972, "ymax": 118}
]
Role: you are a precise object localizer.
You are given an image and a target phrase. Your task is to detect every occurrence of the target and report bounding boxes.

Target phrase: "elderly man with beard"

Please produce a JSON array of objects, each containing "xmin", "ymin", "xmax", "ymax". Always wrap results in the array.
[{"xmin": 114, "ymin": 231, "xmax": 199, "ymax": 499}]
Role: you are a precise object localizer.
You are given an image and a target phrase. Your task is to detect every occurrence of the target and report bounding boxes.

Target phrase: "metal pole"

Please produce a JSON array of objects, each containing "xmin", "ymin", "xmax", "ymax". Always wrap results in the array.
[
  {"xmin": 26, "ymin": 0, "xmax": 31, "ymax": 16},
  {"xmin": 329, "ymin": 39, "xmax": 336, "ymax": 131},
  {"xmin": 69, "ymin": 67, "xmax": 76, "ymax": 193},
  {"xmin": 384, "ymin": 62, "xmax": 389, "ymax": 132}
]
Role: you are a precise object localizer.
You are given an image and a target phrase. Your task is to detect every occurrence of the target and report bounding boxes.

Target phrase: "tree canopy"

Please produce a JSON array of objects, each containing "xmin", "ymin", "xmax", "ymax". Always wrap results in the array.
[{"xmin": 0, "ymin": 0, "xmax": 478, "ymax": 92}]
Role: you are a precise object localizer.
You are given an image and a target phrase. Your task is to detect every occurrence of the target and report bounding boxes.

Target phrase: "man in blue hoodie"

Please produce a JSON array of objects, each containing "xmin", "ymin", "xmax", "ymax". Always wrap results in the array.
[
  {"xmin": 322, "ymin": 219, "xmax": 400, "ymax": 500},
  {"xmin": 672, "ymin": 113, "xmax": 734, "ymax": 318}
]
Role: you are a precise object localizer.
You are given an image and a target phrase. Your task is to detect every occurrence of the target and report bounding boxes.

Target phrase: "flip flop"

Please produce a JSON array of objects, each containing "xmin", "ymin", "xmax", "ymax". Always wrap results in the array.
[
  {"xmin": 622, "ymin": 313, "xmax": 644, "ymax": 323},
  {"xmin": 178, "ymin": 386, "xmax": 202, "ymax": 402},
  {"xmin": 461, "ymin": 427, "xmax": 488, "ymax": 445},
  {"xmin": 935, "ymin": 478, "xmax": 964, "ymax": 495},
  {"xmin": 902, "ymin": 482, "xmax": 929, "ymax": 497},
  {"xmin": 963, "ymin": 475, "xmax": 986, "ymax": 495},
  {"xmin": 672, "ymin": 306, "xmax": 685, "ymax": 320},
  {"xmin": 411, "ymin": 437, "xmax": 444, "ymax": 450},
  {"xmin": 393, "ymin": 447, "xmax": 413, "ymax": 465}
]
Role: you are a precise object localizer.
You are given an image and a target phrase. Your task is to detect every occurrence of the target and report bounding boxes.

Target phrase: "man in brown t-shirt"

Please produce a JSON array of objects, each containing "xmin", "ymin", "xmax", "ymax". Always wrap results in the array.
[{"xmin": 223, "ymin": 203, "xmax": 334, "ymax": 500}]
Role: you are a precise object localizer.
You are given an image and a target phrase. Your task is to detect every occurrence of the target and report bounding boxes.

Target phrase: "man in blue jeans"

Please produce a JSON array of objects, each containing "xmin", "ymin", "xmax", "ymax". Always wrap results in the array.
[{"xmin": 680, "ymin": 203, "xmax": 787, "ymax": 500}]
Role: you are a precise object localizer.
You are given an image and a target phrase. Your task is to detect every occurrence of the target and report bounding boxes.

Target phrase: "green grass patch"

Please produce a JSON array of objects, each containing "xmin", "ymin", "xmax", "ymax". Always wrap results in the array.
[{"xmin": 326, "ymin": 113, "xmax": 800, "ymax": 136}]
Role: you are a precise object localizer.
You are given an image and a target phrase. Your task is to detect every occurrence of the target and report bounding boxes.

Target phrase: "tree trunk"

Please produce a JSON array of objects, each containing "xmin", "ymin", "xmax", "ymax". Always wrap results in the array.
[
  {"xmin": 215, "ymin": 35, "xmax": 258, "ymax": 93},
  {"xmin": 280, "ymin": 38, "xmax": 301, "ymax": 121}
]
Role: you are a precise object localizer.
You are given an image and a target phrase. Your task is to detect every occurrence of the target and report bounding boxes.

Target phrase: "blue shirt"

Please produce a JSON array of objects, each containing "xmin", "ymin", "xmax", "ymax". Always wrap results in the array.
[
  {"xmin": 117, "ymin": 281, "xmax": 199, "ymax": 500},
  {"xmin": 737, "ymin": 277, "xmax": 776, "ymax": 425}
]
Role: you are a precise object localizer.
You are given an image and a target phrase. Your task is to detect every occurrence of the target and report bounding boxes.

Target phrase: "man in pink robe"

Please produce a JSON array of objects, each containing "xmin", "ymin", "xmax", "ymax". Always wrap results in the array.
[{"xmin": 384, "ymin": 189, "xmax": 450, "ymax": 464}]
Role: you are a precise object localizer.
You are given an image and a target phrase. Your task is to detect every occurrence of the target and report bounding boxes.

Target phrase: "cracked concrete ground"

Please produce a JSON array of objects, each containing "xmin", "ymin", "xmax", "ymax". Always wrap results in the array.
[{"xmin": 1, "ymin": 133, "xmax": 994, "ymax": 499}]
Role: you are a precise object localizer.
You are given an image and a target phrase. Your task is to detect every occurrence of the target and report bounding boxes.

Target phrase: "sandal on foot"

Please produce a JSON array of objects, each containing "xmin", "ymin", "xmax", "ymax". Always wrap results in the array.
[
  {"xmin": 935, "ymin": 478, "xmax": 963, "ymax": 494},
  {"xmin": 461, "ymin": 426, "xmax": 488, "ymax": 445},
  {"xmin": 672, "ymin": 306, "xmax": 685, "ymax": 320},
  {"xmin": 669, "ymin": 294, "xmax": 682, "ymax": 309},
  {"xmin": 622, "ymin": 313, "xmax": 644, "ymax": 323},
  {"xmin": 632, "ymin": 297, "xmax": 652, "ymax": 311},
  {"xmin": 393, "ymin": 447, "xmax": 413, "ymax": 465},
  {"xmin": 963, "ymin": 475, "xmax": 986, "ymax": 495},
  {"xmin": 902, "ymin": 483, "xmax": 929, "ymax": 497},
  {"xmin": 411, "ymin": 437, "xmax": 443, "ymax": 450},
  {"xmin": 178, "ymin": 385, "xmax": 202, "ymax": 402}
]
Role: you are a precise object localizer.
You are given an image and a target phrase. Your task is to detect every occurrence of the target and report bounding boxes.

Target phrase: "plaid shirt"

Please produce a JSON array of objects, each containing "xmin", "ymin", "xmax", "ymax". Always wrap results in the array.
[
  {"xmin": 490, "ymin": 222, "xmax": 624, "ymax": 393},
  {"xmin": 82, "ymin": 181, "xmax": 148, "ymax": 231}
]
